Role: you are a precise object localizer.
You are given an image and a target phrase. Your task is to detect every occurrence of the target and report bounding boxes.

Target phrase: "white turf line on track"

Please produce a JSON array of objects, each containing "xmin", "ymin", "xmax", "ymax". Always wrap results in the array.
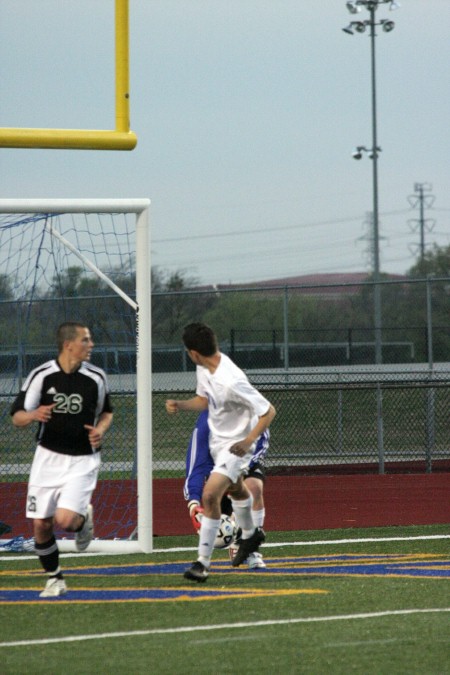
[
  {"xmin": 153, "ymin": 534, "xmax": 450, "ymax": 554},
  {"xmin": 1, "ymin": 534, "xmax": 449, "ymax": 562},
  {"xmin": 0, "ymin": 608, "xmax": 449, "ymax": 648}
]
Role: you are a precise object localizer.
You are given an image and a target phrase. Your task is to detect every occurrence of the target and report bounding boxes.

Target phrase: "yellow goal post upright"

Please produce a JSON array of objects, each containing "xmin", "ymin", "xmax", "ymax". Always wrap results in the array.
[
  {"xmin": 0, "ymin": 0, "xmax": 137, "ymax": 151},
  {"xmin": 0, "ymin": 198, "xmax": 152, "ymax": 554}
]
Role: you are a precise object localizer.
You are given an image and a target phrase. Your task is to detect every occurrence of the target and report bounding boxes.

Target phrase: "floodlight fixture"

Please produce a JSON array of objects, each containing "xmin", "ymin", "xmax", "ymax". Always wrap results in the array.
[
  {"xmin": 382, "ymin": 19, "xmax": 395, "ymax": 31},
  {"xmin": 346, "ymin": 1, "xmax": 361, "ymax": 14},
  {"xmin": 352, "ymin": 145, "xmax": 381, "ymax": 159},
  {"xmin": 352, "ymin": 146, "xmax": 367, "ymax": 159},
  {"xmin": 346, "ymin": 0, "xmax": 401, "ymax": 10},
  {"xmin": 354, "ymin": 21, "xmax": 367, "ymax": 33},
  {"xmin": 368, "ymin": 146, "xmax": 382, "ymax": 158},
  {"xmin": 342, "ymin": 20, "xmax": 368, "ymax": 34}
]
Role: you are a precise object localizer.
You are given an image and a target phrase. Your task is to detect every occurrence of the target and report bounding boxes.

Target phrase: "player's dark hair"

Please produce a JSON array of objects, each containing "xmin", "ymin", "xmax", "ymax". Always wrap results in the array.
[
  {"xmin": 56, "ymin": 322, "xmax": 87, "ymax": 353},
  {"xmin": 182, "ymin": 323, "xmax": 217, "ymax": 357}
]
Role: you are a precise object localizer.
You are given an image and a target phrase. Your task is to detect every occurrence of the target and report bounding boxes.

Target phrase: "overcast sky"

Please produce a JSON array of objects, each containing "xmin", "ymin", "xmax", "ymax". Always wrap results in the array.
[{"xmin": 1, "ymin": 1, "xmax": 449, "ymax": 285}]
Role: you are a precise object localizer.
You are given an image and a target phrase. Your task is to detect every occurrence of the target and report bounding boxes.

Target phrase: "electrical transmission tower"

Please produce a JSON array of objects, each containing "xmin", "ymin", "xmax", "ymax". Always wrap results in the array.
[{"xmin": 407, "ymin": 182, "xmax": 435, "ymax": 261}]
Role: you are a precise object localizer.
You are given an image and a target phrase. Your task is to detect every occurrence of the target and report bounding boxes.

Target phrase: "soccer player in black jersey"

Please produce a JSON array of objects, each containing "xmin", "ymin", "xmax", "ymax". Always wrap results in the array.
[{"xmin": 11, "ymin": 322, "xmax": 113, "ymax": 597}]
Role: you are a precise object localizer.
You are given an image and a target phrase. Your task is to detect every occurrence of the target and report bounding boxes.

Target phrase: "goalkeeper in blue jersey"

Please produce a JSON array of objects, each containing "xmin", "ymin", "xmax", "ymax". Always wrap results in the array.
[{"xmin": 184, "ymin": 409, "xmax": 269, "ymax": 569}]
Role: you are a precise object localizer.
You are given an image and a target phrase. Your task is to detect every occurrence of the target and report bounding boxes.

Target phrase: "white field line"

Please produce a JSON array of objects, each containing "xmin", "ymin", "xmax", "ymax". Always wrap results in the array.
[
  {"xmin": 1, "ymin": 533, "xmax": 449, "ymax": 562},
  {"xmin": 0, "ymin": 608, "xmax": 449, "ymax": 648},
  {"xmin": 152, "ymin": 534, "xmax": 450, "ymax": 554}
]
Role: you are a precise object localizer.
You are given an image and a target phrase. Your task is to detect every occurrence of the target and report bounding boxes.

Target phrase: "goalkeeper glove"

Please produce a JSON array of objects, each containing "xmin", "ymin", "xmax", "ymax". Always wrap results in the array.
[{"xmin": 188, "ymin": 500, "xmax": 204, "ymax": 532}]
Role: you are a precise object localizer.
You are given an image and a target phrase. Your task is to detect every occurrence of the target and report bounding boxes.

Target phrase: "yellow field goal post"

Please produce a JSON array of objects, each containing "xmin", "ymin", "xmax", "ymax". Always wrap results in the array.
[{"xmin": 0, "ymin": 0, "xmax": 137, "ymax": 151}]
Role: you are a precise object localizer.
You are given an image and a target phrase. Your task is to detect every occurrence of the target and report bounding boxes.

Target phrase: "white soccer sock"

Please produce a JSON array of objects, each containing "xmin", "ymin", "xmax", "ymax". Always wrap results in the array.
[
  {"xmin": 252, "ymin": 507, "xmax": 265, "ymax": 529},
  {"xmin": 230, "ymin": 496, "xmax": 254, "ymax": 539},
  {"xmin": 197, "ymin": 516, "xmax": 221, "ymax": 567}
]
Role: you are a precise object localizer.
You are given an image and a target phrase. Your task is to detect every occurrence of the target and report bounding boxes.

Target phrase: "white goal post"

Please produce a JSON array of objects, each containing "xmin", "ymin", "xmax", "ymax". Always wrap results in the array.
[{"xmin": 0, "ymin": 198, "xmax": 152, "ymax": 554}]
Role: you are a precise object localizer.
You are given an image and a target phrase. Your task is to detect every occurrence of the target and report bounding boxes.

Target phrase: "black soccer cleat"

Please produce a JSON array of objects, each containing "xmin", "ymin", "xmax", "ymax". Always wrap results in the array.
[
  {"xmin": 183, "ymin": 561, "xmax": 209, "ymax": 583},
  {"xmin": 231, "ymin": 527, "xmax": 266, "ymax": 567},
  {"xmin": 0, "ymin": 521, "xmax": 12, "ymax": 536}
]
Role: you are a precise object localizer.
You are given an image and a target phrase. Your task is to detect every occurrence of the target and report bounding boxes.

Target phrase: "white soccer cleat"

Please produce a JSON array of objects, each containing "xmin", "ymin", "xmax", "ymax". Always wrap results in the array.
[
  {"xmin": 75, "ymin": 504, "xmax": 94, "ymax": 552},
  {"xmin": 229, "ymin": 546, "xmax": 266, "ymax": 568},
  {"xmin": 246, "ymin": 552, "xmax": 267, "ymax": 569},
  {"xmin": 39, "ymin": 577, "xmax": 68, "ymax": 598}
]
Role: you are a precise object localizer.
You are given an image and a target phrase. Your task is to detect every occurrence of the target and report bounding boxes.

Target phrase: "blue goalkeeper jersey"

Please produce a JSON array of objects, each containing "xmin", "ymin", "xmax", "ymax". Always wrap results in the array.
[{"xmin": 183, "ymin": 410, "xmax": 269, "ymax": 503}]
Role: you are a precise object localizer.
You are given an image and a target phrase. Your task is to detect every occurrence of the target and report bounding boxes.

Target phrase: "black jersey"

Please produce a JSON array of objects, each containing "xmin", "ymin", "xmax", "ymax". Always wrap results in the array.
[{"xmin": 10, "ymin": 359, "xmax": 113, "ymax": 456}]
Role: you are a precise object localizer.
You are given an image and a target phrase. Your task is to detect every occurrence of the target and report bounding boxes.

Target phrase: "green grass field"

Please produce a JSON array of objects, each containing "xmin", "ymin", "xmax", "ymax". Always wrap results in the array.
[{"xmin": 0, "ymin": 524, "xmax": 449, "ymax": 674}]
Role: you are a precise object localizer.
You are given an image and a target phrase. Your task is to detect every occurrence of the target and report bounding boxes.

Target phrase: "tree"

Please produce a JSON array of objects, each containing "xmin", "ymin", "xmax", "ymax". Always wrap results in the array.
[
  {"xmin": 408, "ymin": 243, "xmax": 450, "ymax": 279},
  {"xmin": 151, "ymin": 269, "xmax": 216, "ymax": 343},
  {"xmin": 0, "ymin": 275, "xmax": 18, "ymax": 346},
  {"xmin": 406, "ymin": 245, "xmax": 450, "ymax": 361},
  {"xmin": 0, "ymin": 274, "xmax": 14, "ymax": 301}
]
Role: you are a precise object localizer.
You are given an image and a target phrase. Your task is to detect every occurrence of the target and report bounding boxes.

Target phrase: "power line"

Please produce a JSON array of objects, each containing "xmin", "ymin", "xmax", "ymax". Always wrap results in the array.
[{"xmin": 153, "ymin": 209, "xmax": 411, "ymax": 244}]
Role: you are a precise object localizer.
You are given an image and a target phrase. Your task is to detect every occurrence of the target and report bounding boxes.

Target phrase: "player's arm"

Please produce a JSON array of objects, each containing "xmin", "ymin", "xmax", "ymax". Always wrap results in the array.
[
  {"xmin": 11, "ymin": 380, "xmax": 55, "ymax": 427},
  {"xmin": 84, "ymin": 411, "xmax": 114, "ymax": 449},
  {"xmin": 165, "ymin": 395, "xmax": 208, "ymax": 415},
  {"xmin": 230, "ymin": 404, "xmax": 276, "ymax": 457},
  {"xmin": 11, "ymin": 404, "xmax": 56, "ymax": 427}
]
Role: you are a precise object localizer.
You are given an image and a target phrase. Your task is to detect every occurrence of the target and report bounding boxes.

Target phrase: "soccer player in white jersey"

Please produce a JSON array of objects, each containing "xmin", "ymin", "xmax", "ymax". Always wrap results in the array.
[
  {"xmin": 166, "ymin": 322, "xmax": 276, "ymax": 582},
  {"xmin": 185, "ymin": 409, "xmax": 269, "ymax": 568},
  {"xmin": 10, "ymin": 322, "xmax": 113, "ymax": 597}
]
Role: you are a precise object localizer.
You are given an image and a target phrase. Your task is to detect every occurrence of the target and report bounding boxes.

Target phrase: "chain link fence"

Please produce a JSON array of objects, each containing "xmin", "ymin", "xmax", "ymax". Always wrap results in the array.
[{"xmin": 1, "ymin": 276, "xmax": 450, "ymax": 478}]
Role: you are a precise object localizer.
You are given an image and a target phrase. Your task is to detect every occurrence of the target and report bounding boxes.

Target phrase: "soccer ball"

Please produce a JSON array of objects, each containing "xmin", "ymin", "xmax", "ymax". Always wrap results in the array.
[{"xmin": 214, "ymin": 514, "xmax": 237, "ymax": 549}]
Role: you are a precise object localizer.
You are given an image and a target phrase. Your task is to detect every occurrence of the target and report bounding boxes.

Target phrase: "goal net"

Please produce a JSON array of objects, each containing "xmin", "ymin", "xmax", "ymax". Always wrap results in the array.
[{"xmin": 0, "ymin": 199, "xmax": 152, "ymax": 553}]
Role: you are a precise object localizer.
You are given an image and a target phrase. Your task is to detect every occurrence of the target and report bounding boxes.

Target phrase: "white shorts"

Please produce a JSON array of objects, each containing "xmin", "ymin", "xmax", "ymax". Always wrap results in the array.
[
  {"xmin": 210, "ymin": 438, "xmax": 255, "ymax": 484},
  {"xmin": 26, "ymin": 445, "xmax": 101, "ymax": 519}
]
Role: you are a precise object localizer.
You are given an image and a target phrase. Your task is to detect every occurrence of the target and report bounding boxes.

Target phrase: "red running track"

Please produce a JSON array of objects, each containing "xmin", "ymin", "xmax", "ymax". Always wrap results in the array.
[{"xmin": 2, "ymin": 474, "xmax": 449, "ymax": 539}]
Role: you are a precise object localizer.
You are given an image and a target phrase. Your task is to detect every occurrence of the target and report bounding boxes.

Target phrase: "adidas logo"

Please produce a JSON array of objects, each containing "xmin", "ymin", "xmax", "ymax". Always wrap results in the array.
[{"xmin": 47, "ymin": 387, "xmax": 57, "ymax": 395}]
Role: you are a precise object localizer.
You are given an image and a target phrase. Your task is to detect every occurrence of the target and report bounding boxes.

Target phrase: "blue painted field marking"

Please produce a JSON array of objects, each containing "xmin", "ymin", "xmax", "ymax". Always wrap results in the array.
[
  {"xmin": 1, "ymin": 553, "xmax": 448, "ymax": 606},
  {"xmin": 0, "ymin": 586, "xmax": 327, "ymax": 605},
  {"xmin": 53, "ymin": 553, "xmax": 450, "ymax": 579}
]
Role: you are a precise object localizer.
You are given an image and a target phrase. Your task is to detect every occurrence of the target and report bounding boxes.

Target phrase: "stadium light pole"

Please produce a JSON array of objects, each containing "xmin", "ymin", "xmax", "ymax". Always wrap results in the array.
[{"xmin": 343, "ymin": 0, "xmax": 399, "ymax": 364}]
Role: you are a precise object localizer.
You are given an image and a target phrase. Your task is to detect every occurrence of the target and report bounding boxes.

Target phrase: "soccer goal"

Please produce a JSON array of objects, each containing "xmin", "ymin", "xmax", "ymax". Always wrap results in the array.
[{"xmin": 0, "ymin": 199, "xmax": 152, "ymax": 553}]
